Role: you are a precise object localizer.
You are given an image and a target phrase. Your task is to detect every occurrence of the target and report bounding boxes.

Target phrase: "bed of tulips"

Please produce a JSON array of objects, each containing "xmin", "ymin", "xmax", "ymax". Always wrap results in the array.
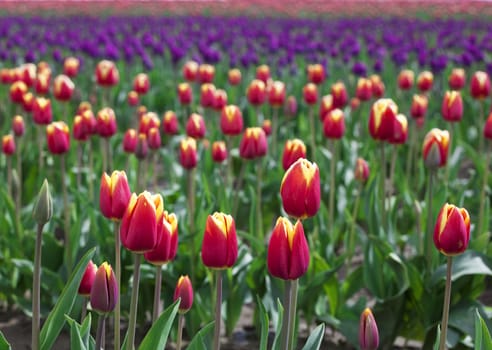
[{"xmin": 1, "ymin": 11, "xmax": 492, "ymax": 350}]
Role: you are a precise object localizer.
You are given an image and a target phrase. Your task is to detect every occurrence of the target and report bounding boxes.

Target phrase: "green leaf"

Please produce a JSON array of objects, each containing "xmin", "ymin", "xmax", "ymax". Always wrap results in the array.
[
  {"xmin": 186, "ymin": 321, "xmax": 215, "ymax": 350},
  {"xmin": 433, "ymin": 325, "xmax": 441, "ymax": 350},
  {"xmin": 474, "ymin": 309, "xmax": 492, "ymax": 350},
  {"xmin": 138, "ymin": 299, "xmax": 179, "ymax": 350},
  {"xmin": 301, "ymin": 323, "xmax": 325, "ymax": 350},
  {"xmin": 0, "ymin": 331, "xmax": 11, "ymax": 350},
  {"xmin": 431, "ymin": 251, "xmax": 492, "ymax": 286},
  {"xmin": 271, "ymin": 298, "xmax": 284, "ymax": 350},
  {"xmin": 256, "ymin": 295, "xmax": 269, "ymax": 350},
  {"xmin": 40, "ymin": 248, "xmax": 96, "ymax": 350},
  {"xmin": 65, "ymin": 314, "xmax": 93, "ymax": 350}
]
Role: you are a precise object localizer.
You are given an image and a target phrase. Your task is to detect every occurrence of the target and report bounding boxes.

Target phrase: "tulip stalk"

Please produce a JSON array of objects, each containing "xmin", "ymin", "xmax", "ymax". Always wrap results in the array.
[
  {"xmin": 389, "ymin": 146, "xmax": 398, "ymax": 196},
  {"xmin": 15, "ymin": 136, "xmax": 22, "ymax": 213},
  {"xmin": 256, "ymin": 159, "xmax": 264, "ymax": 240},
  {"xmin": 225, "ymin": 136, "xmax": 234, "ymax": 191},
  {"xmin": 281, "ymin": 279, "xmax": 299, "ymax": 350},
  {"xmin": 37, "ymin": 126, "xmax": 44, "ymax": 172},
  {"xmin": 176, "ymin": 314, "xmax": 185, "ymax": 350},
  {"xmin": 272, "ymin": 107, "xmax": 279, "ymax": 157},
  {"xmin": 126, "ymin": 253, "xmax": 142, "ymax": 350},
  {"xmin": 6, "ymin": 156, "xmax": 12, "ymax": 199},
  {"xmin": 439, "ymin": 256, "xmax": 453, "ymax": 350},
  {"xmin": 213, "ymin": 270, "xmax": 223, "ymax": 350},
  {"xmin": 232, "ymin": 161, "xmax": 247, "ymax": 217},
  {"xmin": 187, "ymin": 168, "xmax": 197, "ymax": 283},
  {"xmin": 328, "ymin": 139, "xmax": 337, "ymax": 232},
  {"xmin": 478, "ymin": 145, "xmax": 491, "ymax": 238},
  {"xmin": 308, "ymin": 105, "xmax": 316, "ymax": 160},
  {"xmin": 479, "ymin": 100, "xmax": 485, "ymax": 153},
  {"xmin": 380, "ymin": 142, "xmax": 386, "ymax": 233},
  {"xmin": 347, "ymin": 182, "xmax": 363, "ymax": 266},
  {"xmin": 76, "ymin": 142, "xmax": 83, "ymax": 188},
  {"xmin": 61, "ymin": 155, "xmax": 72, "ymax": 272},
  {"xmin": 32, "ymin": 223, "xmax": 43, "ymax": 350},
  {"xmin": 405, "ymin": 122, "xmax": 417, "ymax": 180},
  {"xmin": 95, "ymin": 315, "xmax": 106, "ymax": 350},
  {"xmin": 114, "ymin": 221, "xmax": 121, "ymax": 350},
  {"xmin": 425, "ymin": 170, "xmax": 436, "ymax": 269},
  {"xmin": 152, "ymin": 265, "xmax": 162, "ymax": 323},
  {"xmin": 88, "ymin": 140, "xmax": 94, "ymax": 201}
]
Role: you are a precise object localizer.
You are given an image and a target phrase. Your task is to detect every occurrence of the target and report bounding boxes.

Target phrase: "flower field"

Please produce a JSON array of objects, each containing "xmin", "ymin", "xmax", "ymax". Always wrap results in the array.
[{"xmin": 1, "ymin": 2, "xmax": 492, "ymax": 350}]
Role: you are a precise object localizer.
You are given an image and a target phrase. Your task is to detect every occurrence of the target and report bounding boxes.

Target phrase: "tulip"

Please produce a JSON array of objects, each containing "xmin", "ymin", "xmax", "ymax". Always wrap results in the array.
[
  {"xmin": 12, "ymin": 115, "xmax": 25, "ymax": 137},
  {"xmin": 319, "ymin": 94, "xmax": 334, "ymax": 122},
  {"xmin": 247, "ymin": 79, "xmax": 266, "ymax": 106},
  {"xmin": 63, "ymin": 57, "xmax": 80, "ymax": 78},
  {"xmin": 368, "ymin": 98, "xmax": 398, "ymax": 141},
  {"xmin": 201, "ymin": 212, "xmax": 238, "ymax": 269},
  {"xmin": 73, "ymin": 115, "xmax": 91, "ymax": 142},
  {"xmin": 95, "ymin": 107, "xmax": 116, "ymax": 138},
  {"xmin": 198, "ymin": 63, "xmax": 215, "ymax": 83},
  {"xmin": 422, "ymin": 128, "xmax": 450, "ymax": 169},
  {"xmin": 239, "ymin": 127, "xmax": 268, "ymax": 159},
  {"xmin": 388, "ymin": 113, "xmax": 408, "ymax": 145},
  {"xmin": 46, "ymin": 121, "xmax": 70, "ymax": 155},
  {"xmin": 139, "ymin": 111, "xmax": 160, "ymax": 136},
  {"xmin": 307, "ymin": 63, "xmax": 325, "ymax": 85},
  {"xmin": 256, "ymin": 64, "xmax": 270, "ymax": 83},
  {"xmin": 186, "ymin": 113, "xmax": 206, "ymax": 139},
  {"xmin": 280, "ymin": 158, "xmax": 320, "ymax": 219},
  {"xmin": 33, "ymin": 97, "xmax": 53, "ymax": 125},
  {"xmin": 95, "ymin": 60, "xmax": 119, "ymax": 87},
  {"xmin": 144, "ymin": 211, "xmax": 178, "ymax": 265},
  {"xmin": 22, "ymin": 92, "xmax": 34, "ymax": 112},
  {"xmin": 10, "ymin": 81, "xmax": 28, "ymax": 104},
  {"xmin": 282, "ymin": 139, "xmax": 307, "ymax": 171},
  {"xmin": 262, "ymin": 119, "xmax": 272, "ymax": 136},
  {"xmin": 228, "ymin": 68, "xmax": 242, "ymax": 86},
  {"xmin": 35, "ymin": 72, "xmax": 51, "ymax": 95},
  {"xmin": 99, "ymin": 171, "xmax": 132, "ymax": 221},
  {"xmin": 182, "ymin": 61, "xmax": 199, "ymax": 82},
  {"xmin": 285, "ymin": 95, "xmax": 298, "ymax": 118},
  {"xmin": 133, "ymin": 73, "xmax": 150, "ymax": 95},
  {"xmin": 355, "ymin": 157, "xmax": 370, "ymax": 183},
  {"xmin": 351, "ymin": 97, "xmax": 361, "ymax": 111},
  {"xmin": 323, "ymin": 108, "xmax": 345, "ymax": 139},
  {"xmin": 122, "ymin": 129, "xmax": 138, "ymax": 153},
  {"xmin": 410, "ymin": 94, "xmax": 428, "ymax": 119},
  {"xmin": 199, "ymin": 83, "xmax": 215, "ymax": 109},
  {"xmin": 470, "ymin": 71, "xmax": 491, "ymax": 100},
  {"xmin": 127, "ymin": 90, "xmax": 139, "ymax": 106},
  {"xmin": 135, "ymin": 133, "xmax": 149, "ymax": 161},
  {"xmin": 370, "ymin": 74, "xmax": 385, "ymax": 98},
  {"xmin": 448, "ymin": 68, "xmax": 465, "ymax": 90},
  {"xmin": 77, "ymin": 101, "xmax": 92, "ymax": 115},
  {"xmin": 212, "ymin": 141, "xmax": 228, "ymax": 163},
  {"xmin": 78, "ymin": 260, "xmax": 97, "ymax": 296},
  {"xmin": 20, "ymin": 64, "xmax": 36, "ymax": 87},
  {"xmin": 356, "ymin": 77, "xmax": 373, "ymax": 101},
  {"xmin": 148, "ymin": 127, "xmax": 161, "ymax": 150},
  {"xmin": 441, "ymin": 90, "xmax": 463, "ymax": 122},
  {"xmin": 220, "ymin": 105, "xmax": 243, "ymax": 136},
  {"xmin": 484, "ymin": 113, "xmax": 492, "ymax": 140},
  {"xmin": 359, "ymin": 308, "xmax": 379, "ymax": 350},
  {"xmin": 174, "ymin": 275, "xmax": 193, "ymax": 313},
  {"xmin": 417, "ymin": 71, "xmax": 433, "ymax": 92},
  {"xmin": 268, "ymin": 81, "xmax": 286, "ymax": 107},
  {"xmin": 331, "ymin": 81, "xmax": 348, "ymax": 109},
  {"xmin": 303, "ymin": 83, "xmax": 318, "ymax": 105},
  {"xmin": 53, "ymin": 74, "xmax": 75, "ymax": 102},
  {"xmin": 2, "ymin": 134, "xmax": 15, "ymax": 155},
  {"xmin": 0, "ymin": 69, "xmax": 11, "ymax": 84},
  {"xmin": 162, "ymin": 111, "xmax": 179, "ymax": 135},
  {"xmin": 397, "ymin": 69, "xmax": 414, "ymax": 90},
  {"xmin": 179, "ymin": 137, "xmax": 198, "ymax": 169},
  {"xmin": 213, "ymin": 89, "xmax": 228, "ymax": 111},
  {"xmin": 177, "ymin": 82, "xmax": 192, "ymax": 105},
  {"xmin": 90, "ymin": 262, "xmax": 118, "ymax": 312}
]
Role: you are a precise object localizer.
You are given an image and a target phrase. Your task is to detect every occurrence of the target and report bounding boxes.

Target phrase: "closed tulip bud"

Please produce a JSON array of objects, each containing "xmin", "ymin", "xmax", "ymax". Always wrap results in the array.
[
  {"xmin": 303, "ymin": 83, "xmax": 318, "ymax": 105},
  {"xmin": 355, "ymin": 158, "xmax": 370, "ymax": 183},
  {"xmin": 22, "ymin": 92, "xmax": 34, "ymax": 112},
  {"xmin": 120, "ymin": 191, "xmax": 160, "ymax": 253},
  {"xmin": 201, "ymin": 212, "xmax": 238, "ymax": 269},
  {"xmin": 370, "ymin": 74, "xmax": 385, "ymax": 98},
  {"xmin": 0, "ymin": 69, "xmax": 11, "ymax": 84},
  {"xmin": 10, "ymin": 81, "xmax": 28, "ymax": 104},
  {"xmin": 132, "ymin": 133, "xmax": 147, "ymax": 160},
  {"xmin": 148, "ymin": 127, "xmax": 161, "ymax": 150},
  {"xmin": 2, "ymin": 135, "xmax": 15, "ymax": 155},
  {"xmin": 96, "ymin": 108, "xmax": 117, "ymax": 138},
  {"xmin": 307, "ymin": 63, "xmax": 325, "ymax": 85},
  {"xmin": 73, "ymin": 115, "xmax": 90, "ymax": 141},
  {"xmin": 351, "ymin": 97, "xmax": 361, "ymax": 110},
  {"xmin": 33, "ymin": 97, "xmax": 53, "ymax": 125},
  {"xmin": 90, "ymin": 262, "xmax": 118, "ymax": 314},
  {"xmin": 20, "ymin": 63, "xmax": 36, "ymax": 87},
  {"xmin": 389, "ymin": 114, "xmax": 408, "ymax": 144},
  {"xmin": 81, "ymin": 109, "xmax": 97, "ymax": 135},
  {"xmin": 100, "ymin": 170, "xmax": 132, "ymax": 220},
  {"xmin": 484, "ymin": 113, "xmax": 492, "ymax": 140},
  {"xmin": 137, "ymin": 106, "xmax": 148, "ymax": 120},
  {"xmin": 434, "ymin": 203, "xmax": 470, "ymax": 256},
  {"xmin": 239, "ymin": 127, "xmax": 268, "ymax": 159},
  {"xmin": 228, "ymin": 68, "xmax": 242, "ymax": 86},
  {"xmin": 32, "ymin": 179, "xmax": 53, "ymax": 226},
  {"xmin": 323, "ymin": 109, "xmax": 345, "ymax": 139},
  {"xmin": 319, "ymin": 95, "xmax": 334, "ymax": 122},
  {"xmin": 95, "ymin": 60, "xmax": 119, "ymax": 87},
  {"xmin": 267, "ymin": 217, "xmax": 309, "ymax": 280},
  {"xmin": 37, "ymin": 61, "xmax": 51, "ymax": 76},
  {"xmin": 78, "ymin": 260, "xmax": 97, "ymax": 296},
  {"xmin": 182, "ymin": 61, "xmax": 199, "ymax": 82},
  {"xmin": 213, "ymin": 89, "xmax": 228, "ymax": 111},
  {"xmin": 256, "ymin": 64, "xmax": 270, "ymax": 83},
  {"xmin": 247, "ymin": 79, "xmax": 266, "ymax": 106},
  {"xmin": 198, "ymin": 64, "xmax": 215, "ymax": 84},
  {"xmin": 470, "ymin": 71, "xmax": 491, "ymax": 100},
  {"xmin": 356, "ymin": 77, "xmax": 373, "ymax": 101},
  {"xmin": 359, "ymin": 308, "xmax": 379, "ymax": 350},
  {"xmin": 174, "ymin": 275, "xmax": 193, "ymax": 314},
  {"xmin": 10, "ymin": 68, "xmax": 21, "ymax": 83},
  {"xmin": 186, "ymin": 113, "xmax": 206, "ymax": 139},
  {"xmin": 139, "ymin": 112, "xmax": 160, "ymax": 136},
  {"xmin": 410, "ymin": 94, "xmax": 428, "ymax": 119},
  {"xmin": 35, "ymin": 72, "xmax": 51, "ymax": 95},
  {"xmin": 262, "ymin": 119, "xmax": 272, "ymax": 136},
  {"xmin": 282, "ymin": 139, "xmax": 306, "ymax": 172},
  {"xmin": 179, "ymin": 137, "xmax": 198, "ymax": 169},
  {"xmin": 268, "ymin": 81, "xmax": 286, "ymax": 107},
  {"xmin": 162, "ymin": 111, "xmax": 179, "ymax": 135},
  {"xmin": 46, "ymin": 121, "xmax": 70, "ymax": 155},
  {"xmin": 331, "ymin": 81, "xmax": 348, "ymax": 109},
  {"xmin": 145, "ymin": 211, "xmax": 178, "ymax": 265},
  {"xmin": 448, "ymin": 68, "xmax": 466, "ymax": 90},
  {"xmin": 127, "ymin": 91, "xmax": 139, "ymax": 107},
  {"xmin": 200, "ymin": 83, "xmax": 217, "ymax": 109},
  {"xmin": 368, "ymin": 98, "xmax": 398, "ymax": 141},
  {"xmin": 285, "ymin": 95, "xmax": 298, "ymax": 118},
  {"xmin": 220, "ymin": 105, "xmax": 243, "ymax": 136},
  {"xmin": 123, "ymin": 129, "xmax": 138, "ymax": 153},
  {"xmin": 63, "ymin": 57, "xmax": 80, "ymax": 78},
  {"xmin": 12, "ymin": 115, "xmax": 25, "ymax": 137},
  {"xmin": 441, "ymin": 90, "xmax": 463, "ymax": 122},
  {"xmin": 417, "ymin": 71, "xmax": 433, "ymax": 92},
  {"xmin": 280, "ymin": 158, "xmax": 320, "ymax": 219},
  {"xmin": 397, "ymin": 69, "xmax": 414, "ymax": 90},
  {"xmin": 53, "ymin": 74, "xmax": 75, "ymax": 102},
  {"xmin": 133, "ymin": 73, "xmax": 150, "ymax": 95},
  {"xmin": 77, "ymin": 101, "xmax": 92, "ymax": 115},
  {"xmin": 211, "ymin": 141, "xmax": 228, "ymax": 163},
  {"xmin": 422, "ymin": 128, "xmax": 450, "ymax": 169},
  {"xmin": 177, "ymin": 82, "xmax": 192, "ymax": 105}
]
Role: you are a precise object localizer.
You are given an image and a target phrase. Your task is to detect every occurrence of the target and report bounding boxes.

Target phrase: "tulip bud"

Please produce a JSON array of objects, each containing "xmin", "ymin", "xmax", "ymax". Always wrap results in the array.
[
  {"xmin": 100, "ymin": 171, "xmax": 132, "ymax": 221},
  {"xmin": 213, "ymin": 89, "xmax": 228, "ymax": 111},
  {"xmin": 370, "ymin": 74, "xmax": 385, "ymax": 98},
  {"xmin": 484, "ymin": 113, "xmax": 492, "ymax": 140},
  {"xmin": 307, "ymin": 63, "xmax": 325, "ymax": 85},
  {"xmin": 148, "ymin": 127, "xmax": 161, "ymax": 150},
  {"xmin": 133, "ymin": 73, "xmax": 150, "ymax": 95},
  {"xmin": 220, "ymin": 105, "xmax": 243, "ymax": 136},
  {"xmin": 10, "ymin": 81, "xmax": 28, "ymax": 104},
  {"xmin": 135, "ymin": 133, "xmax": 149, "ymax": 160},
  {"xmin": 228, "ymin": 68, "xmax": 242, "ymax": 86},
  {"xmin": 90, "ymin": 262, "xmax": 118, "ymax": 314},
  {"xmin": 201, "ymin": 212, "xmax": 238, "ymax": 269},
  {"xmin": 355, "ymin": 158, "xmax": 370, "ymax": 183},
  {"xmin": 63, "ymin": 57, "xmax": 80, "ymax": 78},
  {"xmin": 96, "ymin": 108, "xmax": 117, "ymax": 138},
  {"xmin": 35, "ymin": 72, "xmax": 51, "ymax": 95},
  {"xmin": 359, "ymin": 308, "xmax": 379, "ymax": 350},
  {"xmin": 73, "ymin": 115, "xmax": 90, "ymax": 142},
  {"xmin": 282, "ymin": 139, "xmax": 306, "ymax": 171},
  {"xmin": 319, "ymin": 95, "xmax": 334, "ymax": 122},
  {"xmin": 177, "ymin": 82, "xmax": 192, "ymax": 105},
  {"xmin": 211, "ymin": 141, "xmax": 228, "ymax": 163},
  {"xmin": 174, "ymin": 275, "xmax": 193, "ymax": 314},
  {"xmin": 46, "ymin": 121, "xmax": 70, "ymax": 155},
  {"xmin": 179, "ymin": 137, "xmax": 198, "ymax": 169},
  {"xmin": 256, "ymin": 64, "xmax": 270, "ymax": 83},
  {"xmin": 323, "ymin": 109, "xmax": 345, "ymax": 139},
  {"xmin": 284, "ymin": 95, "xmax": 298, "ymax": 118},
  {"xmin": 122, "ymin": 129, "xmax": 138, "ymax": 153},
  {"xmin": 441, "ymin": 91, "xmax": 463, "ymax": 122},
  {"xmin": 162, "ymin": 111, "xmax": 178, "ymax": 136},
  {"xmin": 448, "ymin": 68, "xmax": 465, "ymax": 90},
  {"xmin": 144, "ymin": 211, "xmax": 178, "ymax": 265},
  {"xmin": 12, "ymin": 115, "xmax": 25, "ymax": 137},
  {"xmin": 120, "ymin": 191, "xmax": 159, "ymax": 253},
  {"xmin": 182, "ymin": 61, "xmax": 199, "ymax": 82},
  {"xmin": 356, "ymin": 77, "xmax": 373, "ymax": 101},
  {"xmin": 410, "ymin": 94, "xmax": 428, "ymax": 119},
  {"xmin": 239, "ymin": 127, "xmax": 268, "ymax": 159},
  {"xmin": 20, "ymin": 63, "xmax": 36, "ymax": 87},
  {"xmin": 303, "ymin": 83, "xmax": 318, "ymax": 105},
  {"xmin": 247, "ymin": 79, "xmax": 266, "ymax": 106},
  {"xmin": 389, "ymin": 114, "xmax": 408, "ymax": 145},
  {"xmin": 77, "ymin": 101, "xmax": 92, "ymax": 115},
  {"xmin": 2, "ymin": 135, "xmax": 15, "ymax": 155},
  {"xmin": 186, "ymin": 113, "xmax": 206, "ymax": 139},
  {"xmin": 78, "ymin": 260, "xmax": 97, "ymax": 296},
  {"xmin": 368, "ymin": 98, "xmax": 398, "ymax": 141},
  {"xmin": 53, "ymin": 74, "xmax": 75, "ymax": 102},
  {"xmin": 422, "ymin": 128, "xmax": 450, "ymax": 169},
  {"xmin": 262, "ymin": 119, "xmax": 272, "ymax": 136},
  {"xmin": 22, "ymin": 92, "xmax": 34, "ymax": 113},
  {"xmin": 470, "ymin": 71, "xmax": 491, "ymax": 100},
  {"xmin": 200, "ymin": 83, "xmax": 216, "ymax": 108},
  {"xmin": 198, "ymin": 64, "xmax": 215, "ymax": 84},
  {"xmin": 434, "ymin": 203, "xmax": 470, "ymax": 256},
  {"xmin": 267, "ymin": 217, "xmax": 309, "ymax": 280},
  {"xmin": 397, "ymin": 69, "xmax": 414, "ymax": 90},
  {"xmin": 268, "ymin": 81, "xmax": 286, "ymax": 107},
  {"xmin": 33, "ymin": 97, "xmax": 53, "ymax": 125},
  {"xmin": 417, "ymin": 71, "xmax": 433, "ymax": 92},
  {"xmin": 139, "ymin": 112, "xmax": 160, "ymax": 136},
  {"xmin": 127, "ymin": 91, "xmax": 139, "ymax": 107},
  {"xmin": 331, "ymin": 82, "xmax": 348, "ymax": 109},
  {"xmin": 0, "ymin": 69, "xmax": 11, "ymax": 84},
  {"xmin": 95, "ymin": 60, "xmax": 119, "ymax": 87},
  {"xmin": 280, "ymin": 158, "xmax": 320, "ymax": 219},
  {"xmin": 351, "ymin": 98, "xmax": 360, "ymax": 110},
  {"xmin": 32, "ymin": 179, "xmax": 53, "ymax": 226}
]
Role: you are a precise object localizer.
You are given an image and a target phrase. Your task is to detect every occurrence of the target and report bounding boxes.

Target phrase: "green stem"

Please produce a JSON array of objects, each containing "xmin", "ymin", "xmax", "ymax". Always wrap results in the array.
[
  {"xmin": 328, "ymin": 139, "xmax": 337, "ymax": 232},
  {"xmin": 95, "ymin": 314, "xmax": 106, "ymax": 350},
  {"xmin": 188, "ymin": 168, "xmax": 196, "ymax": 284},
  {"xmin": 380, "ymin": 142, "xmax": 386, "ymax": 234},
  {"xmin": 287, "ymin": 279, "xmax": 299, "ymax": 350},
  {"xmin": 439, "ymin": 256, "xmax": 453, "ymax": 350},
  {"xmin": 102, "ymin": 138, "xmax": 108, "ymax": 175},
  {"xmin": 347, "ymin": 183, "xmax": 362, "ymax": 266},
  {"xmin": 213, "ymin": 270, "xmax": 223, "ymax": 350},
  {"xmin": 425, "ymin": 170, "xmax": 436, "ymax": 270},
  {"xmin": 414, "ymin": 200, "xmax": 423, "ymax": 255},
  {"xmin": 137, "ymin": 158, "xmax": 145, "ymax": 193},
  {"xmin": 308, "ymin": 106, "xmax": 316, "ymax": 160},
  {"xmin": 32, "ymin": 223, "xmax": 44, "ymax": 350},
  {"xmin": 76, "ymin": 142, "xmax": 83, "ymax": 189},
  {"xmin": 15, "ymin": 136, "xmax": 22, "ymax": 213},
  {"xmin": 152, "ymin": 151, "xmax": 158, "ymax": 189},
  {"xmin": 225, "ymin": 136, "xmax": 234, "ymax": 191},
  {"xmin": 152, "ymin": 265, "xmax": 162, "ymax": 323},
  {"xmin": 105, "ymin": 137, "xmax": 112, "ymax": 173},
  {"xmin": 114, "ymin": 221, "xmax": 121, "ymax": 350},
  {"xmin": 281, "ymin": 280, "xmax": 293, "ymax": 350},
  {"xmin": 61, "ymin": 155, "xmax": 72, "ymax": 273},
  {"xmin": 406, "ymin": 122, "xmax": 416, "ymax": 181},
  {"xmin": 126, "ymin": 254, "xmax": 142, "ymax": 350},
  {"xmin": 478, "ymin": 146, "xmax": 491, "ymax": 238},
  {"xmin": 256, "ymin": 159, "xmax": 263, "ymax": 240},
  {"xmin": 176, "ymin": 314, "xmax": 184, "ymax": 350},
  {"xmin": 480, "ymin": 100, "xmax": 485, "ymax": 154},
  {"xmin": 232, "ymin": 161, "xmax": 247, "ymax": 217},
  {"xmin": 88, "ymin": 140, "xmax": 94, "ymax": 202},
  {"xmin": 7, "ymin": 156, "xmax": 12, "ymax": 199},
  {"xmin": 272, "ymin": 107, "xmax": 279, "ymax": 157},
  {"xmin": 389, "ymin": 146, "xmax": 398, "ymax": 198},
  {"xmin": 37, "ymin": 126, "xmax": 44, "ymax": 173}
]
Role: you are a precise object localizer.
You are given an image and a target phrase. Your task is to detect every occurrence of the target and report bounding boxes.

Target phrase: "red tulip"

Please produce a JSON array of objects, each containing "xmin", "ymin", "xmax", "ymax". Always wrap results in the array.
[
  {"xmin": 355, "ymin": 157, "xmax": 370, "ymax": 183},
  {"xmin": 2, "ymin": 135, "xmax": 15, "ymax": 155},
  {"xmin": 282, "ymin": 139, "xmax": 306, "ymax": 171},
  {"xmin": 100, "ymin": 170, "xmax": 132, "ymax": 220},
  {"xmin": 90, "ymin": 262, "xmax": 118, "ymax": 314},
  {"xmin": 323, "ymin": 108, "xmax": 345, "ymax": 139},
  {"xmin": 144, "ymin": 211, "xmax": 178, "ymax": 265},
  {"xmin": 20, "ymin": 63, "xmax": 36, "ymax": 87},
  {"xmin": 135, "ymin": 133, "xmax": 149, "ymax": 160},
  {"xmin": 356, "ymin": 77, "xmax": 372, "ymax": 101},
  {"xmin": 200, "ymin": 83, "xmax": 216, "ymax": 108},
  {"xmin": 256, "ymin": 64, "xmax": 270, "ymax": 83},
  {"xmin": 186, "ymin": 113, "xmax": 206, "ymax": 139},
  {"xmin": 211, "ymin": 141, "xmax": 228, "ymax": 163},
  {"xmin": 12, "ymin": 115, "xmax": 25, "ymax": 137},
  {"xmin": 127, "ymin": 91, "xmax": 139, "ymax": 107},
  {"xmin": 268, "ymin": 81, "xmax": 286, "ymax": 107},
  {"xmin": 123, "ymin": 129, "xmax": 138, "ymax": 153},
  {"xmin": 133, "ymin": 73, "xmax": 150, "ymax": 95},
  {"xmin": 174, "ymin": 275, "xmax": 193, "ymax": 314},
  {"xmin": 220, "ymin": 105, "xmax": 243, "ymax": 136},
  {"xmin": 303, "ymin": 83, "xmax": 318, "ymax": 105},
  {"xmin": 441, "ymin": 90, "xmax": 463, "ymax": 122},
  {"xmin": 410, "ymin": 94, "xmax": 428, "ymax": 119},
  {"xmin": 177, "ymin": 82, "xmax": 192, "ymax": 105},
  {"xmin": 10, "ymin": 81, "xmax": 28, "ymax": 104},
  {"xmin": 95, "ymin": 60, "xmax": 119, "ymax": 87},
  {"xmin": 22, "ymin": 92, "xmax": 34, "ymax": 112},
  {"xmin": 198, "ymin": 64, "xmax": 215, "ymax": 84},
  {"xmin": 448, "ymin": 68, "xmax": 465, "ymax": 90},
  {"xmin": 484, "ymin": 113, "xmax": 492, "ymax": 140},
  {"xmin": 388, "ymin": 114, "xmax": 408, "ymax": 144},
  {"xmin": 368, "ymin": 98, "xmax": 398, "ymax": 141},
  {"xmin": 63, "ymin": 57, "xmax": 80, "ymax": 78},
  {"xmin": 148, "ymin": 127, "xmax": 161, "ymax": 150},
  {"xmin": 78, "ymin": 260, "xmax": 97, "ymax": 296},
  {"xmin": 201, "ymin": 212, "xmax": 238, "ymax": 269},
  {"xmin": 331, "ymin": 81, "xmax": 348, "ymax": 109},
  {"xmin": 179, "ymin": 137, "xmax": 198, "ymax": 169},
  {"xmin": 319, "ymin": 94, "xmax": 334, "ymax": 122},
  {"xmin": 139, "ymin": 112, "xmax": 160, "ymax": 136},
  {"xmin": 262, "ymin": 119, "xmax": 272, "ymax": 136},
  {"xmin": 470, "ymin": 71, "xmax": 491, "ymax": 100},
  {"xmin": 182, "ymin": 61, "xmax": 199, "ymax": 82},
  {"xmin": 370, "ymin": 74, "xmax": 385, "ymax": 98},
  {"xmin": 417, "ymin": 71, "xmax": 433, "ymax": 92},
  {"xmin": 213, "ymin": 89, "xmax": 228, "ymax": 111},
  {"xmin": 53, "ymin": 74, "xmax": 75, "ymax": 102},
  {"xmin": 162, "ymin": 111, "xmax": 178, "ymax": 135},
  {"xmin": 239, "ymin": 127, "xmax": 268, "ymax": 159},
  {"xmin": 35, "ymin": 72, "xmax": 51, "ymax": 95},
  {"xmin": 33, "ymin": 97, "xmax": 53, "ymax": 125},
  {"xmin": 307, "ymin": 63, "xmax": 325, "ymax": 85},
  {"xmin": 46, "ymin": 121, "xmax": 70, "ymax": 155},
  {"xmin": 96, "ymin": 108, "xmax": 117, "ymax": 138},
  {"xmin": 359, "ymin": 308, "xmax": 379, "ymax": 350},
  {"xmin": 397, "ymin": 69, "xmax": 414, "ymax": 90},
  {"xmin": 247, "ymin": 79, "xmax": 266, "ymax": 106},
  {"xmin": 228, "ymin": 68, "xmax": 242, "ymax": 86},
  {"xmin": 422, "ymin": 128, "xmax": 450, "ymax": 169},
  {"xmin": 434, "ymin": 203, "xmax": 470, "ymax": 256}
]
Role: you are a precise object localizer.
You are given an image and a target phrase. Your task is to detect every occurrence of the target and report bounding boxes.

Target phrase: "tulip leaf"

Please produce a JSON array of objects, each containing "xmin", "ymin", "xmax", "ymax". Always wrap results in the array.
[
  {"xmin": 271, "ymin": 298, "xmax": 284, "ymax": 350},
  {"xmin": 0, "ymin": 331, "xmax": 11, "ymax": 350},
  {"xmin": 186, "ymin": 321, "xmax": 214, "ymax": 350},
  {"xmin": 40, "ymin": 247, "xmax": 96, "ymax": 350},
  {"xmin": 256, "ymin": 294, "xmax": 269, "ymax": 350},
  {"xmin": 431, "ymin": 251, "xmax": 492, "ymax": 286},
  {"xmin": 138, "ymin": 299, "xmax": 179, "ymax": 350},
  {"xmin": 433, "ymin": 325, "xmax": 441, "ymax": 350},
  {"xmin": 474, "ymin": 309, "xmax": 492, "ymax": 350},
  {"xmin": 301, "ymin": 323, "xmax": 325, "ymax": 350},
  {"xmin": 65, "ymin": 313, "xmax": 93, "ymax": 350}
]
